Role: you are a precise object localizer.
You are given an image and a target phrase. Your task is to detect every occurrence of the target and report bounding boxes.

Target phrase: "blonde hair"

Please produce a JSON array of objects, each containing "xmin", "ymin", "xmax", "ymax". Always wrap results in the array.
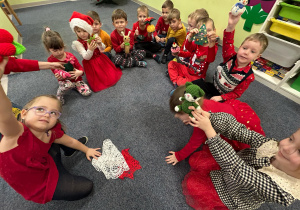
[
  {"xmin": 188, "ymin": 9, "xmax": 209, "ymax": 25},
  {"xmin": 242, "ymin": 33, "xmax": 268, "ymax": 53},
  {"xmin": 137, "ymin": 5, "xmax": 149, "ymax": 17},
  {"xmin": 162, "ymin": 0, "xmax": 174, "ymax": 9},
  {"xmin": 169, "ymin": 85, "xmax": 204, "ymax": 114},
  {"xmin": 41, "ymin": 28, "xmax": 64, "ymax": 52},
  {"xmin": 87, "ymin": 10, "xmax": 101, "ymax": 23},
  {"xmin": 112, "ymin": 9, "xmax": 127, "ymax": 22},
  {"xmin": 197, "ymin": 17, "xmax": 215, "ymax": 30},
  {"xmin": 167, "ymin": 8, "xmax": 180, "ymax": 21}
]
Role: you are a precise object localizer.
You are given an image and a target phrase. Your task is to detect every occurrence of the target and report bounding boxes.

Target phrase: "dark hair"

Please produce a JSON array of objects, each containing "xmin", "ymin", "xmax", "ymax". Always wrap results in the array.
[
  {"xmin": 162, "ymin": 0, "xmax": 174, "ymax": 9},
  {"xmin": 112, "ymin": 9, "xmax": 127, "ymax": 22},
  {"xmin": 87, "ymin": 10, "xmax": 101, "ymax": 22},
  {"xmin": 41, "ymin": 28, "xmax": 64, "ymax": 52},
  {"xmin": 169, "ymin": 85, "xmax": 204, "ymax": 114}
]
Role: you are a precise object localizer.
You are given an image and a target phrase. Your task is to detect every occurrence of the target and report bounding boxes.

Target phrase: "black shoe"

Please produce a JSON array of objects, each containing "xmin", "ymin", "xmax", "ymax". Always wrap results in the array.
[
  {"xmin": 161, "ymin": 54, "xmax": 167, "ymax": 64},
  {"xmin": 64, "ymin": 136, "xmax": 88, "ymax": 157}
]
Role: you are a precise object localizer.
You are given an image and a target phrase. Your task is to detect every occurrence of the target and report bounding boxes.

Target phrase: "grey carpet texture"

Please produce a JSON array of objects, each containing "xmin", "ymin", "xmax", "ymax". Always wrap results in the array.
[{"xmin": 3, "ymin": 0, "xmax": 300, "ymax": 209}]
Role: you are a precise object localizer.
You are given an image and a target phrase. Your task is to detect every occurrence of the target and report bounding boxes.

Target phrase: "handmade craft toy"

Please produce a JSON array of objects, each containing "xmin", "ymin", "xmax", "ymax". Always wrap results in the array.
[
  {"xmin": 87, "ymin": 34, "xmax": 96, "ymax": 44},
  {"xmin": 121, "ymin": 31, "xmax": 131, "ymax": 55},
  {"xmin": 193, "ymin": 24, "xmax": 208, "ymax": 46},
  {"xmin": 171, "ymin": 42, "xmax": 180, "ymax": 54},
  {"xmin": 63, "ymin": 61, "xmax": 74, "ymax": 72},
  {"xmin": 0, "ymin": 29, "xmax": 26, "ymax": 62},
  {"xmin": 231, "ymin": 0, "xmax": 248, "ymax": 16},
  {"xmin": 145, "ymin": 17, "xmax": 156, "ymax": 33},
  {"xmin": 175, "ymin": 82, "xmax": 205, "ymax": 117}
]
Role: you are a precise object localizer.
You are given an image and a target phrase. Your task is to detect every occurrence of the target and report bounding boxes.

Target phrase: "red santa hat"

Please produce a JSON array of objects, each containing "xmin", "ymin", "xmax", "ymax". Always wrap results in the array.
[{"xmin": 69, "ymin": 11, "xmax": 94, "ymax": 35}]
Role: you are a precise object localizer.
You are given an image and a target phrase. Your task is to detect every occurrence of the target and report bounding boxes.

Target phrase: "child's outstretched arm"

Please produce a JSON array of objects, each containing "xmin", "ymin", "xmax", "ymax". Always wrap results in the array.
[
  {"xmin": 54, "ymin": 134, "xmax": 101, "ymax": 161},
  {"xmin": 226, "ymin": 12, "xmax": 242, "ymax": 32},
  {"xmin": 0, "ymin": 57, "xmax": 23, "ymax": 138}
]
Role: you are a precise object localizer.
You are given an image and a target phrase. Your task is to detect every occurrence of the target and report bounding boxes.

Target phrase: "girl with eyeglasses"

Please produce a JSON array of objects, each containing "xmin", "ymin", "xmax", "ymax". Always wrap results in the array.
[{"xmin": 0, "ymin": 56, "xmax": 101, "ymax": 204}]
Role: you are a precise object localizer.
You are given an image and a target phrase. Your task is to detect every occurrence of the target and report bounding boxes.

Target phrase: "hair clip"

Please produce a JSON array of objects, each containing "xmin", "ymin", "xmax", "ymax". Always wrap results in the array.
[{"xmin": 45, "ymin": 27, "xmax": 51, "ymax": 31}]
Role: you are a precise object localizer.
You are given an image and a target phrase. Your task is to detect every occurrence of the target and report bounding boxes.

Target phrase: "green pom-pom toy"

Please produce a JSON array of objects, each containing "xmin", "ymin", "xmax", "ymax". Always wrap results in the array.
[{"xmin": 175, "ymin": 82, "xmax": 205, "ymax": 117}]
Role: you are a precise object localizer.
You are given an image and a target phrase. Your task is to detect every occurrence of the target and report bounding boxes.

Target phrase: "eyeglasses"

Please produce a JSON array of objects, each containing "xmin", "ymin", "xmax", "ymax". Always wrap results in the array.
[{"xmin": 27, "ymin": 106, "xmax": 61, "ymax": 119}]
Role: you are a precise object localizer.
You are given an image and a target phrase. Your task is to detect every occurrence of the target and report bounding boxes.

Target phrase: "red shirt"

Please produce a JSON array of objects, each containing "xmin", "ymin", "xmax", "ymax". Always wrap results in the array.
[
  {"xmin": 0, "ymin": 123, "xmax": 64, "ymax": 203},
  {"xmin": 221, "ymin": 30, "xmax": 254, "ymax": 100},
  {"xmin": 47, "ymin": 52, "xmax": 83, "ymax": 82},
  {"xmin": 4, "ymin": 57, "xmax": 39, "ymax": 75},
  {"xmin": 111, "ymin": 28, "xmax": 134, "ymax": 53},
  {"xmin": 132, "ymin": 21, "xmax": 152, "ymax": 43},
  {"xmin": 153, "ymin": 16, "xmax": 169, "ymax": 37}
]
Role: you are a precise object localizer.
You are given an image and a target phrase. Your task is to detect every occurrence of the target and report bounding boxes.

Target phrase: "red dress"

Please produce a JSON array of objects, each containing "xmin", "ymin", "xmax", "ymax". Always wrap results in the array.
[
  {"xmin": 0, "ymin": 123, "xmax": 64, "ymax": 204},
  {"xmin": 181, "ymin": 99, "xmax": 265, "ymax": 210},
  {"xmin": 78, "ymin": 39, "xmax": 122, "ymax": 92}
]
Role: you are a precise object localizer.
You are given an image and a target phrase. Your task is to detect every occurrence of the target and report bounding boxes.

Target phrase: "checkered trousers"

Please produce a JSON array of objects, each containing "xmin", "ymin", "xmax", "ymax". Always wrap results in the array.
[{"xmin": 205, "ymin": 112, "xmax": 296, "ymax": 209}]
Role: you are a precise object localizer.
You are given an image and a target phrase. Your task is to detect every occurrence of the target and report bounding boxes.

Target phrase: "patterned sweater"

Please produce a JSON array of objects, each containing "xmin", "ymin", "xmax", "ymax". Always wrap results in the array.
[
  {"xmin": 214, "ymin": 30, "xmax": 254, "ymax": 100},
  {"xmin": 207, "ymin": 112, "xmax": 297, "ymax": 209}
]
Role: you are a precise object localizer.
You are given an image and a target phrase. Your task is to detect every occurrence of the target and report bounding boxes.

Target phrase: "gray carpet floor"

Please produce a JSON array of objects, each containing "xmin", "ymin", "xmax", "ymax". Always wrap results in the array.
[{"xmin": 2, "ymin": 0, "xmax": 300, "ymax": 209}]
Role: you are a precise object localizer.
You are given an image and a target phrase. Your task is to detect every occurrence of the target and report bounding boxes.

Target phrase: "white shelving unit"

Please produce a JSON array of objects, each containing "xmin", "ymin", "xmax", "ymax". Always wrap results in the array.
[{"xmin": 256, "ymin": 0, "xmax": 300, "ymax": 104}]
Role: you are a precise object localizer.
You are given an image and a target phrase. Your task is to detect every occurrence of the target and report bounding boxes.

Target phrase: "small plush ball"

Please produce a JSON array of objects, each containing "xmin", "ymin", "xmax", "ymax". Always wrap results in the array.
[
  {"xmin": 0, "ymin": 43, "xmax": 16, "ymax": 57},
  {"xmin": 147, "ymin": 24, "xmax": 155, "ymax": 33}
]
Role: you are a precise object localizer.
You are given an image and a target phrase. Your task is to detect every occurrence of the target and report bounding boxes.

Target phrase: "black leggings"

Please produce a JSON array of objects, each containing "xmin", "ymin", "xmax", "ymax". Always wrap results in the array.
[
  {"xmin": 49, "ymin": 144, "xmax": 93, "ymax": 201},
  {"xmin": 192, "ymin": 78, "xmax": 220, "ymax": 99},
  {"xmin": 135, "ymin": 42, "xmax": 162, "ymax": 58}
]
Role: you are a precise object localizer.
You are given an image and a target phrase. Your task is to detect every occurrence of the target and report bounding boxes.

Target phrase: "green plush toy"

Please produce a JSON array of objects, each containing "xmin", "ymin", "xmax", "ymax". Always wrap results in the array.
[
  {"xmin": 63, "ymin": 61, "xmax": 74, "ymax": 72},
  {"xmin": 87, "ymin": 34, "xmax": 96, "ymax": 44},
  {"xmin": 174, "ymin": 82, "xmax": 205, "ymax": 117}
]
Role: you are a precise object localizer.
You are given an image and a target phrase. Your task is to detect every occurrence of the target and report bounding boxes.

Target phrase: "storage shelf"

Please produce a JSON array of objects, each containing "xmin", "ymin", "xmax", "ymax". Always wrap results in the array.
[{"xmin": 257, "ymin": 0, "xmax": 300, "ymax": 104}]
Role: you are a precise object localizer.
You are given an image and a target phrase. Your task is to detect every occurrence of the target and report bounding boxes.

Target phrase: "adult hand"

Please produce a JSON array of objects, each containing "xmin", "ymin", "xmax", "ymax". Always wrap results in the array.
[
  {"xmin": 0, "ymin": 56, "xmax": 9, "ymax": 79},
  {"xmin": 49, "ymin": 62, "xmax": 65, "ymax": 70},
  {"xmin": 86, "ymin": 148, "xmax": 101, "ymax": 161},
  {"xmin": 165, "ymin": 151, "xmax": 179, "ymax": 165}
]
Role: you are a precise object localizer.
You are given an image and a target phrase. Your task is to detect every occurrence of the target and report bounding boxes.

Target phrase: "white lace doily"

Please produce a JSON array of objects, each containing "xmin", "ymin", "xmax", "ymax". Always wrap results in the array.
[{"xmin": 92, "ymin": 139, "xmax": 129, "ymax": 179}]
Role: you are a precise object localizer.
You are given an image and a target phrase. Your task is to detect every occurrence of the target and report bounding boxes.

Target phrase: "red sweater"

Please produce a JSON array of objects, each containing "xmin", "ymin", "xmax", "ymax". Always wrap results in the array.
[
  {"xmin": 47, "ymin": 52, "xmax": 83, "ymax": 82},
  {"xmin": 153, "ymin": 16, "xmax": 169, "ymax": 37},
  {"xmin": 0, "ymin": 123, "xmax": 64, "ymax": 203},
  {"xmin": 220, "ymin": 30, "xmax": 254, "ymax": 100},
  {"xmin": 4, "ymin": 57, "xmax": 39, "ymax": 75},
  {"xmin": 175, "ymin": 99, "xmax": 265, "ymax": 162},
  {"xmin": 111, "ymin": 28, "xmax": 134, "ymax": 53},
  {"xmin": 132, "ymin": 21, "xmax": 152, "ymax": 43}
]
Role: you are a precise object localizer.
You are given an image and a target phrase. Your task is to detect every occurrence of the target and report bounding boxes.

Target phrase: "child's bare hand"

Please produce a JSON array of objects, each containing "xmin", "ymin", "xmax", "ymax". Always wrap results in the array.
[
  {"xmin": 135, "ymin": 27, "xmax": 139, "ymax": 36},
  {"xmin": 0, "ymin": 56, "xmax": 9, "ymax": 79},
  {"xmin": 87, "ymin": 40, "xmax": 97, "ymax": 51},
  {"xmin": 210, "ymin": 96, "xmax": 223, "ymax": 102},
  {"xmin": 69, "ymin": 69, "xmax": 83, "ymax": 80},
  {"xmin": 155, "ymin": 36, "xmax": 161, "ymax": 42},
  {"xmin": 207, "ymin": 31, "xmax": 217, "ymax": 46},
  {"xmin": 86, "ymin": 148, "xmax": 101, "ymax": 161},
  {"xmin": 189, "ymin": 28, "xmax": 199, "ymax": 38},
  {"xmin": 95, "ymin": 36, "xmax": 102, "ymax": 45},
  {"xmin": 165, "ymin": 151, "xmax": 179, "ymax": 165},
  {"xmin": 54, "ymin": 73, "xmax": 64, "ymax": 80},
  {"xmin": 161, "ymin": 37, "xmax": 166, "ymax": 42},
  {"xmin": 120, "ymin": 42, "xmax": 125, "ymax": 49},
  {"xmin": 189, "ymin": 111, "xmax": 212, "ymax": 131},
  {"xmin": 227, "ymin": 12, "xmax": 242, "ymax": 31}
]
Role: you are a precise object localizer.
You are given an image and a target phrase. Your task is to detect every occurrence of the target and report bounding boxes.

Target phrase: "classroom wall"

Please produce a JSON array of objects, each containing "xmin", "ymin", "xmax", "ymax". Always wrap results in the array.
[
  {"xmin": 138, "ymin": 0, "xmax": 263, "ymax": 47},
  {"xmin": 9, "ymin": 0, "xmax": 47, "ymax": 5},
  {"xmin": 0, "ymin": 9, "xmax": 19, "ymax": 41}
]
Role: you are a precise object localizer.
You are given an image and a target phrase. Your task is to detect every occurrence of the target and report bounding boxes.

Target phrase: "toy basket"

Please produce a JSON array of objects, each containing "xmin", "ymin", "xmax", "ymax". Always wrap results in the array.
[
  {"xmin": 270, "ymin": 18, "xmax": 300, "ymax": 41},
  {"xmin": 279, "ymin": 1, "xmax": 300, "ymax": 22},
  {"xmin": 291, "ymin": 73, "xmax": 300, "ymax": 92}
]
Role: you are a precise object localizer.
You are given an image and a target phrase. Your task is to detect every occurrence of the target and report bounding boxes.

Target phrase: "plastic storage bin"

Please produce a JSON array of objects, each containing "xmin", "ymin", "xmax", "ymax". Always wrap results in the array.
[
  {"xmin": 291, "ymin": 73, "xmax": 300, "ymax": 92},
  {"xmin": 279, "ymin": 1, "xmax": 300, "ymax": 22},
  {"xmin": 269, "ymin": 18, "xmax": 300, "ymax": 41},
  {"xmin": 261, "ymin": 33, "xmax": 300, "ymax": 67}
]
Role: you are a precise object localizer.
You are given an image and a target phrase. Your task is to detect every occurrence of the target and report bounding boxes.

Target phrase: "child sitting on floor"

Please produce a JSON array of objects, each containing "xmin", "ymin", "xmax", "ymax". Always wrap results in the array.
[
  {"xmin": 161, "ymin": 8, "xmax": 187, "ymax": 64},
  {"xmin": 70, "ymin": 11, "xmax": 122, "ymax": 92},
  {"xmin": 42, "ymin": 28, "xmax": 91, "ymax": 104},
  {"xmin": 110, "ymin": 9, "xmax": 147, "ymax": 68},
  {"xmin": 168, "ymin": 17, "xmax": 218, "ymax": 91},
  {"xmin": 87, "ymin": 10, "xmax": 113, "ymax": 60},
  {"xmin": 132, "ymin": 5, "xmax": 162, "ymax": 63},
  {"xmin": 153, "ymin": 0, "xmax": 173, "ymax": 47},
  {"xmin": 192, "ymin": 11, "xmax": 268, "ymax": 102}
]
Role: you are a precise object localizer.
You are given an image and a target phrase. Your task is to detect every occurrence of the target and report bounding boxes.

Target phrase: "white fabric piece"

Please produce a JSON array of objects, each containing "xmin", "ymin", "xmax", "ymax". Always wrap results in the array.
[
  {"xmin": 92, "ymin": 139, "xmax": 129, "ymax": 179},
  {"xmin": 72, "ymin": 41, "xmax": 93, "ymax": 60}
]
